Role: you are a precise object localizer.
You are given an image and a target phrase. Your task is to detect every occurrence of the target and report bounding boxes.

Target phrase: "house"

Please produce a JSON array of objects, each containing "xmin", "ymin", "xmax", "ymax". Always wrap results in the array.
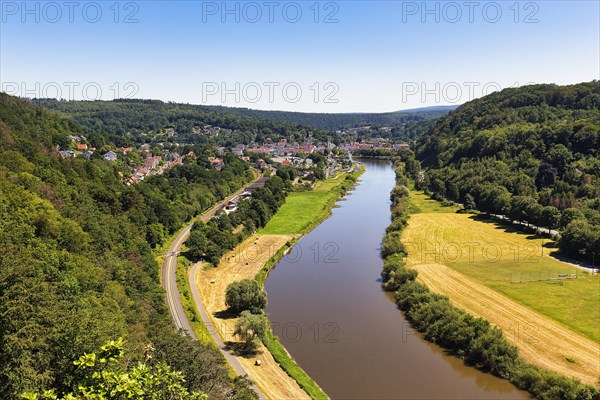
[
  {"xmin": 224, "ymin": 201, "xmax": 238, "ymax": 214},
  {"xmin": 209, "ymin": 157, "xmax": 224, "ymax": 170},
  {"xmin": 76, "ymin": 143, "xmax": 88, "ymax": 151},
  {"xmin": 103, "ymin": 151, "xmax": 117, "ymax": 161},
  {"xmin": 59, "ymin": 150, "xmax": 76, "ymax": 158},
  {"xmin": 83, "ymin": 151, "xmax": 94, "ymax": 158}
]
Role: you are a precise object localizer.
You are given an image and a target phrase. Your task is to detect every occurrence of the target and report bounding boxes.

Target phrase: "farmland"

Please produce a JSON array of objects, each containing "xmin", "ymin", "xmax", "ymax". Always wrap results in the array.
[{"xmin": 402, "ymin": 189, "xmax": 600, "ymax": 384}]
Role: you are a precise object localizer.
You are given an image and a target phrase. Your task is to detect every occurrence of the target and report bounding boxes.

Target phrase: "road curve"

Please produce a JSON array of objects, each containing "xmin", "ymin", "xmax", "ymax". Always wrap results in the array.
[{"xmin": 160, "ymin": 179, "xmax": 267, "ymax": 399}]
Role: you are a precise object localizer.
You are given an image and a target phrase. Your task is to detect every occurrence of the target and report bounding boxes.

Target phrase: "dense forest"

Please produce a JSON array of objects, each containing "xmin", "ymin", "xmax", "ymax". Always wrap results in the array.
[
  {"xmin": 0, "ymin": 94, "xmax": 258, "ymax": 399},
  {"xmin": 415, "ymin": 82, "xmax": 600, "ymax": 262},
  {"xmin": 32, "ymin": 98, "xmax": 332, "ymax": 148},
  {"xmin": 204, "ymin": 105, "xmax": 455, "ymax": 131}
]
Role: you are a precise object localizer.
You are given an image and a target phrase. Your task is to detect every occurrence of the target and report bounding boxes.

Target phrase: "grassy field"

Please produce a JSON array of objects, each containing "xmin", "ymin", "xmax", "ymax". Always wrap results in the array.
[
  {"xmin": 403, "ymin": 189, "xmax": 600, "ymax": 343},
  {"xmin": 260, "ymin": 171, "xmax": 361, "ymax": 235}
]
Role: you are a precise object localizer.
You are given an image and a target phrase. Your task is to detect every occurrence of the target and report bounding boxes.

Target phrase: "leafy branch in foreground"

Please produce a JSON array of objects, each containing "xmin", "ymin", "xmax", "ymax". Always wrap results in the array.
[{"xmin": 22, "ymin": 338, "xmax": 207, "ymax": 400}]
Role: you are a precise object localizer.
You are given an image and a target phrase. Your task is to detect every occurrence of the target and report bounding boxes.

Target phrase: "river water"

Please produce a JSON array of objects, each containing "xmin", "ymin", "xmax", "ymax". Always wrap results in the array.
[{"xmin": 265, "ymin": 159, "xmax": 528, "ymax": 399}]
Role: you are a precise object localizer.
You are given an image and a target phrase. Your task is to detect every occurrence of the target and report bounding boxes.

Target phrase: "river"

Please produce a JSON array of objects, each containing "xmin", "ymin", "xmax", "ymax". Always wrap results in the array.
[{"xmin": 265, "ymin": 159, "xmax": 529, "ymax": 399}]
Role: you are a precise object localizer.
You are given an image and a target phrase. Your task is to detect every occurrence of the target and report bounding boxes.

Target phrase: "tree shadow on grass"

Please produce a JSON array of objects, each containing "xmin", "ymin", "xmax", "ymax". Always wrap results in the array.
[
  {"xmin": 468, "ymin": 214, "xmax": 551, "ymax": 240},
  {"xmin": 224, "ymin": 341, "xmax": 260, "ymax": 358},
  {"xmin": 214, "ymin": 308, "xmax": 238, "ymax": 320}
]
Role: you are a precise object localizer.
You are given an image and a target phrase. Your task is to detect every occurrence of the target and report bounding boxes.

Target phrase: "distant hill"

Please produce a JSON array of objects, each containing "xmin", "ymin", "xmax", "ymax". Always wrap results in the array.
[
  {"xmin": 33, "ymin": 99, "xmax": 454, "ymax": 137},
  {"xmin": 392, "ymin": 105, "xmax": 458, "ymax": 114},
  {"xmin": 32, "ymin": 98, "xmax": 333, "ymax": 147},
  {"xmin": 414, "ymin": 81, "xmax": 600, "ymax": 262},
  {"xmin": 206, "ymin": 104, "xmax": 456, "ymax": 130}
]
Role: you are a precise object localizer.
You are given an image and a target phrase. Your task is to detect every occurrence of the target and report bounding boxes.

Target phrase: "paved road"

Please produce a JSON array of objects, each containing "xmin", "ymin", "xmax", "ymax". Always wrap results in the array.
[{"xmin": 160, "ymin": 179, "xmax": 267, "ymax": 399}]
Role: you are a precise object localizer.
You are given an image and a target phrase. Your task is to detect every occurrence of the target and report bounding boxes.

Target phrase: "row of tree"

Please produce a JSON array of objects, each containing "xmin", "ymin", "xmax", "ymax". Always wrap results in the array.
[{"xmin": 186, "ymin": 174, "xmax": 291, "ymax": 265}]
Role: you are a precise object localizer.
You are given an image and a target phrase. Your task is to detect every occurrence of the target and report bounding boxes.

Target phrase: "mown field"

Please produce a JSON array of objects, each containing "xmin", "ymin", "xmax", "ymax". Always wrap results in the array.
[
  {"xmin": 404, "ymin": 189, "xmax": 600, "ymax": 344},
  {"xmin": 259, "ymin": 173, "xmax": 356, "ymax": 235}
]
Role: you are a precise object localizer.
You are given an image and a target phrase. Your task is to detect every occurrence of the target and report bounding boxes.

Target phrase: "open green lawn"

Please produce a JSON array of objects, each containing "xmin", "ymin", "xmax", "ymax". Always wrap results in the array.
[
  {"xmin": 408, "ymin": 186, "xmax": 461, "ymax": 214},
  {"xmin": 405, "ymin": 188, "xmax": 600, "ymax": 343},
  {"xmin": 259, "ymin": 174, "xmax": 355, "ymax": 235}
]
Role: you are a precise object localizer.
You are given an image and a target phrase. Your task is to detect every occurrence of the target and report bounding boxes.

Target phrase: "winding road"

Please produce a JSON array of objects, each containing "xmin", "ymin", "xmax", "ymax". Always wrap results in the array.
[{"xmin": 160, "ymin": 177, "xmax": 267, "ymax": 399}]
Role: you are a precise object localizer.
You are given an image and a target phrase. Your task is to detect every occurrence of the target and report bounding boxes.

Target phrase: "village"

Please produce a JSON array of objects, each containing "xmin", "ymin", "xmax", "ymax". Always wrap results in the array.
[{"xmin": 57, "ymin": 128, "xmax": 408, "ymax": 187}]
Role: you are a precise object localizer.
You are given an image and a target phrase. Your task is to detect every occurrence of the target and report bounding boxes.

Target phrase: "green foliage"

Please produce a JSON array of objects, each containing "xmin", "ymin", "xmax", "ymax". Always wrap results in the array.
[
  {"xmin": 226, "ymin": 280, "xmax": 268, "ymax": 315},
  {"xmin": 22, "ymin": 338, "xmax": 207, "ymax": 400},
  {"xmin": 233, "ymin": 312, "xmax": 269, "ymax": 353},
  {"xmin": 0, "ymin": 94, "xmax": 256, "ymax": 399},
  {"xmin": 185, "ymin": 175, "xmax": 289, "ymax": 265}
]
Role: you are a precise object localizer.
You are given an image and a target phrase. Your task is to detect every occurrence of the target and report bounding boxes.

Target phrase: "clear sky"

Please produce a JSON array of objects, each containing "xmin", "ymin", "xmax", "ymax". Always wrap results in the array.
[{"xmin": 1, "ymin": 0, "xmax": 598, "ymax": 112}]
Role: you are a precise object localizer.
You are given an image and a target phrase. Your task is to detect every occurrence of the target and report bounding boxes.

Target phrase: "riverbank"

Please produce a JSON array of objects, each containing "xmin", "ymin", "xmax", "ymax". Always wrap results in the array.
[
  {"xmin": 381, "ymin": 162, "xmax": 600, "ymax": 398},
  {"xmin": 191, "ymin": 169, "xmax": 363, "ymax": 399}
]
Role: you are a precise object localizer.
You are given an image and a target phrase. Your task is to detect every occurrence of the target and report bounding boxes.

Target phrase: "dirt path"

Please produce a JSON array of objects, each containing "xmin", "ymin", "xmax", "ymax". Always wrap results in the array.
[
  {"xmin": 413, "ymin": 263, "xmax": 600, "ymax": 385},
  {"xmin": 194, "ymin": 234, "xmax": 311, "ymax": 400}
]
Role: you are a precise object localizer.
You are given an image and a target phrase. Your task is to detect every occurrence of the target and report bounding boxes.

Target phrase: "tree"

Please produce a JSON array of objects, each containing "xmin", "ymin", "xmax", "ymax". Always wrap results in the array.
[
  {"xmin": 234, "ymin": 311, "xmax": 269, "ymax": 353},
  {"xmin": 225, "ymin": 280, "xmax": 267, "ymax": 315},
  {"xmin": 187, "ymin": 227, "xmax": 208, "ymax": 261},
  {"xmin": 509, "ymin": 196, "xmax": 536, "ymax": 224},
  {"xmin": 540, "ymin": 206, "xmax": 561, "ymax": 234},
  {"xmin": 560, "ymin": 208, "xmax": 585, "ymax": 229},
  {"xmin": 464, "ymin": 193, "xmax": 476, "ymax": 211},
  {"xmin": 22, "ymin": 338, "xmax": 207, "ymax": 400}
]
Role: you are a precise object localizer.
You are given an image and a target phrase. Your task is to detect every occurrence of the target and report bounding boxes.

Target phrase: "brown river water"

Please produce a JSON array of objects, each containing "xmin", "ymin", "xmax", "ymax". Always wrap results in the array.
[{"xmin": 265, "ymin": 159, "xmax": 529, "ymax": 400}]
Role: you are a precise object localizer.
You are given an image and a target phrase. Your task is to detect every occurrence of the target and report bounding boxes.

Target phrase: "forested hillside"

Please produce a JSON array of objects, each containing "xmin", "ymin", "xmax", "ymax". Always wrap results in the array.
[
  {"xmin": 33, "ymin": 99, "xmax": 332, "ymax": 147},
  {"xmin": 205, "ymin": 105, "xmax": 455, "ymax": 130},
  {"xmin": 415, "ymin": 82, "xmax": 600, "ymax": 262},
  {"xmin": 34, "ymin": 99, "xmax": 453, "ymax": 137},
  {"xmin": 0, "ymin": 94, "xmax": 257, "ymax": 399}
]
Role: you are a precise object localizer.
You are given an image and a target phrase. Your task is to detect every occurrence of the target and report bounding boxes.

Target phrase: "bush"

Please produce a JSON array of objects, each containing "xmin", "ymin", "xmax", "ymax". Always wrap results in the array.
[
  {"xmin": 380, "ymin": 231, "xmax": 405, "ymax": 258},
  {"xmin": 225, "ymin": 279, "xmax": 267, "ymax": 315}
]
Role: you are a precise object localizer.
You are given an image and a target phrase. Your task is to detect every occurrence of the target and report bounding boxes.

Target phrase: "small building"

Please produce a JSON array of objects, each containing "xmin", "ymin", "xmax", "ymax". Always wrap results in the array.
[
  {"xmin": 59, "ymin": 150, "xmax": 76, "ymax": 158},
  {"xmin": 76, "ymin": 143, "xmax": 88, "ymax": 151},
  {"xmin": 103, "ymin": 151, "xmax": 117, "ymax": 161},
  {"xmin": 224, "ymin": 201, "xmax": 238, "ymax": 214}
]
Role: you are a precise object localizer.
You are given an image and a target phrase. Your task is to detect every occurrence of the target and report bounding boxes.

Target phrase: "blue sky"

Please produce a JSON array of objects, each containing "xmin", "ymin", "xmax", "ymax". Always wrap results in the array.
[{"xmin": 1, "ymin": 0, "xmax": 598, "ymax": 112}]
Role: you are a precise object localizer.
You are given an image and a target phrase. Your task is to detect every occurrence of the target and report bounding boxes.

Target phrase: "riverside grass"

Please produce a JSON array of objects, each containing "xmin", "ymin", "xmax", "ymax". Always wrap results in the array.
[
  {"xmin": 404, "ymin": 188, "xmax": 600, "ymax": 343},
  {"xmin": 259, "ymin": 169, "xmax": 363, "ymax": 235}
]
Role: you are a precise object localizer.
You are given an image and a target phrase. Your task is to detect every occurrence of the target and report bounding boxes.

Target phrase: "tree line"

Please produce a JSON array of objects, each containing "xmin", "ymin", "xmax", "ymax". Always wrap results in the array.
[{"xmin": 186, "ymin": 173, "xmax": 291, "ymax": 265}]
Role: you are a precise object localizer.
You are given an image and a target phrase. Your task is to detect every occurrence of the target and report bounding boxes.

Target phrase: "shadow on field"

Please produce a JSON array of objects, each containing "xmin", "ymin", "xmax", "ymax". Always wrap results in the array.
[
  {"xmin": 214, "ymin": 309, "xmax": 238, "ymax": 320},
  {"xmin": 468, "ymin": 214, "xmax": 553, "ymax": 241},
  {"xmin": 224, "ymin": 341, "xmax": 260, "ymax": 357}
]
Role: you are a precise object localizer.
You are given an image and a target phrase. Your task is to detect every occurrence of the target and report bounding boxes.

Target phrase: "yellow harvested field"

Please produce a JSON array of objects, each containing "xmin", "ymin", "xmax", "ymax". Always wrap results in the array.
[
  {"xmin": 415, "ymin": 263, "xmax": 600, "ymax": 385},
  {"xmin": 403, "ymin": 211, "xmax": 600, "ymax": 385},
  {"xmin": 194, "ymin": 234, "xmax": 310, "ymax": 400}
]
